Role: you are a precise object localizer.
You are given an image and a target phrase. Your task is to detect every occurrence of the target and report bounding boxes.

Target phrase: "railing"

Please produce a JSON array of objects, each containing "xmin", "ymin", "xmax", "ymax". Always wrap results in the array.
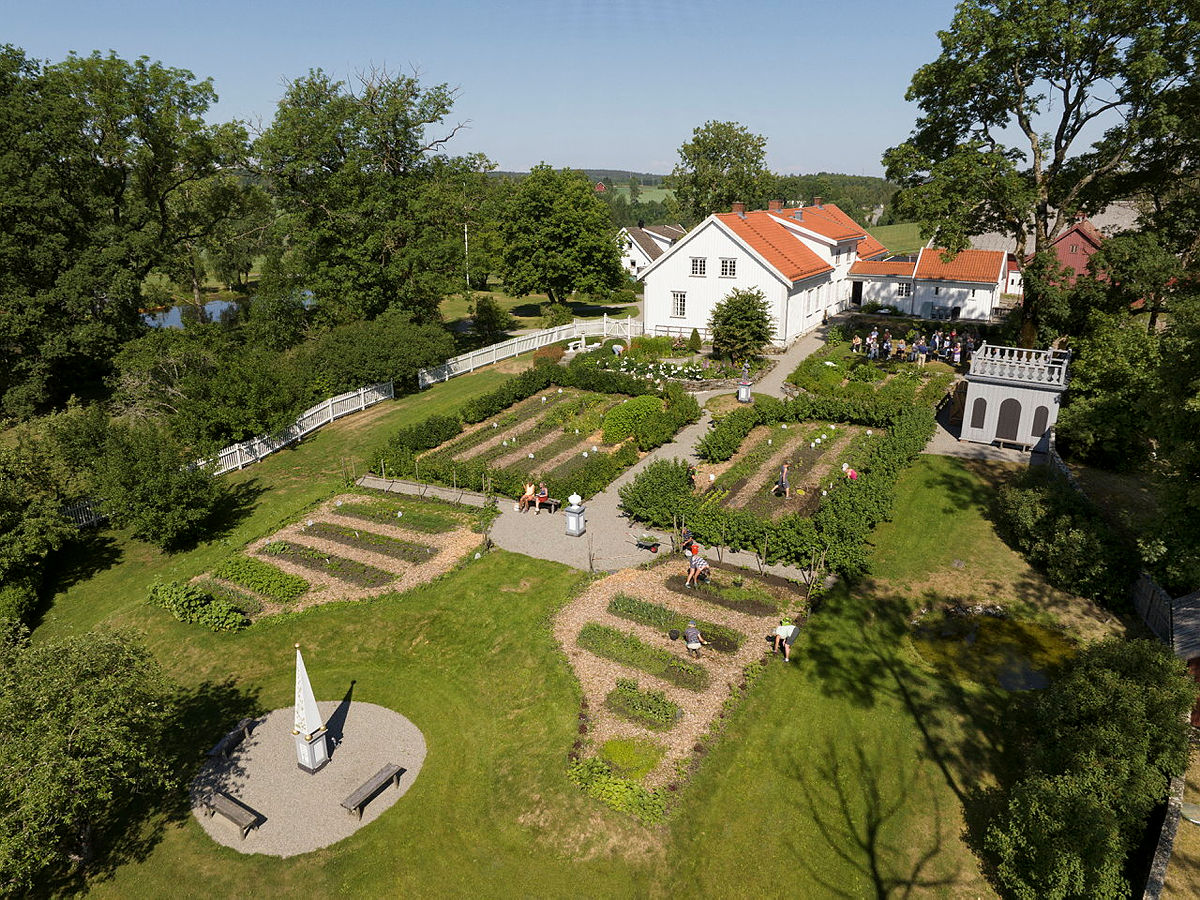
[
  {"xmin": 418, "ymin": 315, "xmax": 642, "ymax": 388},
  {"xmin": 968, "ymin": 342, "xmax": 1070, "ymax": 387},
  {"xmin": 646, "ymin": 324, "xmax": 712, "ymax": 340},
  {"xmin": 204, "ymin": 382, "xmax": 394, "ymax": 476},
  {"xmin": 62, "ymin": 498, "xmax": 106, "ymax": 528}
]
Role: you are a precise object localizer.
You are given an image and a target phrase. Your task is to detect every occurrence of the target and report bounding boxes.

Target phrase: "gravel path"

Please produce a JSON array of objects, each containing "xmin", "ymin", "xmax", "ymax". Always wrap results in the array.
[{"xmin": 191, "ymin": 701, "xmax": 426, "ymax": 857}]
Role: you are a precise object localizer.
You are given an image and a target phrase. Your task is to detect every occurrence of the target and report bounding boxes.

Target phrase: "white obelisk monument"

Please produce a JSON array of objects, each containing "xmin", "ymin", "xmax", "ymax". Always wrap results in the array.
[{"xmin": 293, "ymin": 643, "xmax": 329, "ymax": 774}]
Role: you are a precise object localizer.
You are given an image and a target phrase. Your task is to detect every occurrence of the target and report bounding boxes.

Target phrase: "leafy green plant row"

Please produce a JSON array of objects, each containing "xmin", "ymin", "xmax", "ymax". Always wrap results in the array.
[
  {"xmin": 714, "ymin": 422, "xmax": 826, "ymax": 492},
  {"xmin": 577, "ymin": 623, "xmax": 709, "ymax": 692},
  {"xmin": 430, "ymin": 390, "xmax": 586, "ymax": 464},
  {"xmin": 261, "ymin": 541, "xmax": 396, "ymax": 588},
  {"xmin": 193, "ymin": 578, "xmax": 263, "ymax": 617},
  {"xmin": 604, "ymin": 678, "xmax": 682, "ymax": 730},
  {"xmin": 336, "ymin": 498, "xmax": 463, "ymax": 534},
  {"xmin": 607, "ymin": 594, "xmax": 744, "ymax": 652},
  {"xmin": 567, "ymin": 757, "xmax": 666, "ymax": 825},
  {"xmin": 662, "ymin": 574, "xmax": 779, "ymax": 616},
  {"xmin": 212, "ymin": 554, "xmax": 310, "ymax": 602},
  {"xmin": 148, "ymin": 581, "xmax": 249, "ymax": 632},
  {"xmin": 306, "ymin": 522, "xmax": 436, "ymax": 563}
]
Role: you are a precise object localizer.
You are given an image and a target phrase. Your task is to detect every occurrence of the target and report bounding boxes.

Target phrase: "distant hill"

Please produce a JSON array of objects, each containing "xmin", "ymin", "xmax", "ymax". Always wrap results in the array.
[{"xmin": 492, "ymin": 169, "xmax": 668, "ymax": 185}]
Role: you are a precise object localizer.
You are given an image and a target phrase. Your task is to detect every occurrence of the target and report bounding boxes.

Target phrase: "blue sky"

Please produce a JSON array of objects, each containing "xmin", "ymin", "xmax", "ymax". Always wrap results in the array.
[{"xmin": 6, "ymin": 0, "xmax": 961, "ymax": 177}]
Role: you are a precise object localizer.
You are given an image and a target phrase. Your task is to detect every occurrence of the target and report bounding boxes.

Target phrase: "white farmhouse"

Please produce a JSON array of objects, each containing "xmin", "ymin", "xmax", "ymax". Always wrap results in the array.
[
  {"xmin": 847, "ymin": 247, "xmax": 1009, "ymax": 321},
  {"xmin": 618, "ymin": 224, "xmax": 686, "ymax": 275},
  {"xmin": 638, "ymin": 201, "xmax": 887, "ymax": 344}
]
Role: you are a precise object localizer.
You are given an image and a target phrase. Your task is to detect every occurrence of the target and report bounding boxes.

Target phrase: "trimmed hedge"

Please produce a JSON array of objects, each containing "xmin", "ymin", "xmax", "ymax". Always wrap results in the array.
[
  {"xmin": 577, "ymin": 623, "xmax": 709, "ymax": 691},
  {"xmin": 604, "ymin": 677, "xmax": 682, "ymax": 730},
  {"xmin": 603, "ymin": 395, "xmax": 663, "ymax": 444}
]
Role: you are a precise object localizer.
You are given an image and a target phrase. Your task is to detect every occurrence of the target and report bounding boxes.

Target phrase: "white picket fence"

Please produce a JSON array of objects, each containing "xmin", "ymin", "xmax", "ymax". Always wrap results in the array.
[
  {"xmin": 204, "ymin": 382, "xmax": 395, "ymax": 475},
  {"xmin": 418, "ymin": 315, "xmax": 643, "ymax": 388}
]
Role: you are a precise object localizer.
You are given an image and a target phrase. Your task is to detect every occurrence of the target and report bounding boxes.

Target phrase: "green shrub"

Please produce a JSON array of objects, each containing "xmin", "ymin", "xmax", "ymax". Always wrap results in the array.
[
  {"xmin": 603, "ymin": 395, "xmax": 663, "ymax": 443},
  {"xmin": 696, "ymin": 407, "xmax": 758, "ymax": 461},
  {"xmin": 628, "ymin": 335, "xmax": 673, "ymax": 359},
  {"xmin": 194, "ymin": 578, "xmax": 263, "ymax": 617},
  {"xmin": 213, "ymin": 554, "xmax": 309, "ymax": 602},
  {"xmin": 599, "ymin": 738, "xmax": 664, "ymax": 781},
  {"xmin": 577, "ymin": 623, "xmax": 709, "ymax": 691},
  {"xmin": 607, "ymin": 594, "xmax": 744, "ymax": 652},
  {"xmin": 568, "ymin": 758, "xmax": 666, "ymax": 824},
  {"xmin": 385, "ymin": 414, "xmax": 462, "ymax": 456},
  {"xmin": 148, "ymin": 581, "xmax": 249, "ymax": 632},
  {"xmin": 688, "ymin": 328, "xmax": 703, "ymax": 353},
  {"xmin": 604, "ymin": 678, "xmax": 682, "ymax": 730},
  {"xmin": 0, "ymin": 578, "xmax": 39, "ymax": 626}
]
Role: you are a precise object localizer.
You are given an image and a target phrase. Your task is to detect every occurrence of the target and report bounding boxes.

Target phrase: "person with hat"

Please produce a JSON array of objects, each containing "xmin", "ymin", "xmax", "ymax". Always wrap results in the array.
[
  {"xmin": 683, "ymin": 621, "xmax": 709, "ymax": 658},
  {"xmin": 773, "ymin": 618, "xmax": 795, "ymax": 662}
]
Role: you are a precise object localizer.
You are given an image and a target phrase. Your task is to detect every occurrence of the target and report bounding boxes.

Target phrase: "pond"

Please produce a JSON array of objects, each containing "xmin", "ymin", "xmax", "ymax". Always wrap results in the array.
[
  {"xmin": 142, "ymin": 298, "xmax": 244, "ymax": 328},
  {"xmin": 912, "ymin": 613, "xmax": 1076, "ymax": 691}
]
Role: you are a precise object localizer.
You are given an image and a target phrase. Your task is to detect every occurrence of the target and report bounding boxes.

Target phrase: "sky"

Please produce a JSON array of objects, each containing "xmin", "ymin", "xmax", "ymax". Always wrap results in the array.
[{"xmin": 5, "ymin": 0, "xmax": 963, "ymax": 178}]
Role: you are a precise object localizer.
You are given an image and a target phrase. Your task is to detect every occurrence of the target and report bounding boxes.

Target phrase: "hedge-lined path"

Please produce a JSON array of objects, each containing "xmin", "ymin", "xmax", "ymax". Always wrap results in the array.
[{"xmin": 555, "ymin": 566, "xmax": 799, "ymax": 788}]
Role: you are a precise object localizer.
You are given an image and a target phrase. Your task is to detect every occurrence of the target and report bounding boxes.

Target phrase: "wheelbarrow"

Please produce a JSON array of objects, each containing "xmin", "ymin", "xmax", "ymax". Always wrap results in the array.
[{"xmin": 629, "ymin": 536, "xmax": 661, "ymax": 553}]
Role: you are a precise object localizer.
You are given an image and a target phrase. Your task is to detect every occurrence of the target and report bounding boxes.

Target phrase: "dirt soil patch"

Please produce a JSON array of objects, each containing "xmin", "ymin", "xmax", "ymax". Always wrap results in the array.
[{"xmin": 554, "ymin": 563, "xmax": 806, "ymax": 788}]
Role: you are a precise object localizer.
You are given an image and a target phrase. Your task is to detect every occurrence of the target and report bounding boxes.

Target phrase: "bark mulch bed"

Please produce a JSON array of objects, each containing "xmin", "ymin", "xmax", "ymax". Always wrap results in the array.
[
  {"xmin": 261, "ymin": 540, "xmax": 397, "ymax": 588},
  {"xmin": 554, "ymin": 563, "xmax": 806, "ymax": 788}
]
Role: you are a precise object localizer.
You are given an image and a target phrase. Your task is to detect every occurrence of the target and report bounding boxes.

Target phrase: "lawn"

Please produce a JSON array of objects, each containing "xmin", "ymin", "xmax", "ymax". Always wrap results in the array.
[
  {"xmin": 608, "ymin": 185, "xmax": 674, "ymax": 204},
  {"xmin": 867, "ymin": 222, "xmax": 925, "ymax": 255},
  {"xmin": 439, "ymin": 288, "xmax": 639, "ymax": 331},
  {"xmin": 32, "ymin": 365, "xmax": 1128, "ymax": 896}
]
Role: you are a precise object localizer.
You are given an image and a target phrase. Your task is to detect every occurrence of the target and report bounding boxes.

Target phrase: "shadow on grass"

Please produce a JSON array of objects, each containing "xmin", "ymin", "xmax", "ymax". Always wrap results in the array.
[
  {"xmin": 204, "ymin": 479, "xmax": 267, "ymax": 543},
  {"xmin": 32, "ymin": 530, "xmax": 124, "ymax": 627},
  {"xmin": 785, "ymin": 739, "xmax": 962, "ymax": 899},
  {"xmin": 47, "ymin": 678, "xmax": 264, "ymax": 897}
]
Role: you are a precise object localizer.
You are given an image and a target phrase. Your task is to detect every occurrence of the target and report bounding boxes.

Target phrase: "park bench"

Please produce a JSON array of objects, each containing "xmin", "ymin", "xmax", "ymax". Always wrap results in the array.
[
  {"xmin": 566, "ymin": 338, "xmax": 599, "ymax": 353},
  {"xmin": 207, "ymin": 718, "xmax": 255, "ymax": 758},
  {"xmin": 201, "ymin": 790, "xmax": 260, "ymax": 840},
  {"xmin": 341, "ymin": 763, "xmax": 405, "ymax": 820},
  {"xmin": 534, "ymin": 496, "xmax": 562, "ymax": 514}
]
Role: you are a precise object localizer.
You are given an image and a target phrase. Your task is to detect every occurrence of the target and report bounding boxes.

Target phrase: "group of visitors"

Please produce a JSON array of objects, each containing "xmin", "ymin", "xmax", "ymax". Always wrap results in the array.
[
  {"xmin": 517, "ymin": 481, "xmax": 550, "ymax": 513},
  {"xmin": 851, "ymin": 327, "xmax": 978, "ymax": 367}
]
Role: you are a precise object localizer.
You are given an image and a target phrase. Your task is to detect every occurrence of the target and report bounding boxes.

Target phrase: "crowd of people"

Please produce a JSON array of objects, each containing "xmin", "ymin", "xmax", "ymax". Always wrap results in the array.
[{"xmin": 850, "ymin": 327, "xmax": 979, "ymax": 368}]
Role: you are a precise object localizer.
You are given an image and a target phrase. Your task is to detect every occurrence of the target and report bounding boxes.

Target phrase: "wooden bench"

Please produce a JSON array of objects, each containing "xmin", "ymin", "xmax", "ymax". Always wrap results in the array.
[
  {"xmin": 534, "ymin": 496, "xmax": 561, "ymax": 514},
  {"xmin": 207, "ymin": 718, "xmax": 254, "ymax": 758},
  {"xmin": 341, "ymin": 763, "xmax": 405, "ymax": 820},
  {"xmin": 202, "ymin": 790, "xmax": 260, "ymax": 839},
  {"xmin": 567, "ymin": 339, "xmax": 599, "ymax": 353}
]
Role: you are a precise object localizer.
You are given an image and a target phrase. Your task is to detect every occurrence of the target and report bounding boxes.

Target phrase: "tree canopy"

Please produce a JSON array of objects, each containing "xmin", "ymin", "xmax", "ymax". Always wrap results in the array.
[
  {"xmin": 669, "ymin": 121, "xmax": 772, "ymax": 224},
  {"xmin": 883, "ymin": 0, "xmax": 1200, "ymax": 344},
  {"xmin": 498, "ymin": 165, "xmax": 624, "ymax": 304},
  {"xmin": 709, "ymin": 288, "xmax": 775, "ymax": 361}
]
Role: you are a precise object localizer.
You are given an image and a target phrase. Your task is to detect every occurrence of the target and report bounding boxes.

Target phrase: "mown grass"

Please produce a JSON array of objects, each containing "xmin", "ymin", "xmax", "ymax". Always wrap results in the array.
[
  {"xmin": 867, "ymin": 221, "xmax": 925, "ymax": 255},
  {"xmin": 439, "ymin": 290, "xmax": 638, "ymax": 330}
]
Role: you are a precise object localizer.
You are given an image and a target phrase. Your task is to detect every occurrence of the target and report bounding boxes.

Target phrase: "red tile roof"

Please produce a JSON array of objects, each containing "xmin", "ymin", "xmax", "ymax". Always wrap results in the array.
[
  {"xmin": 715, "ymin": 211, "xmax": 832, "ymax": 283},
  {"xmin": 849, "ymin": 260, "xmax": 916, "ymax": 277},
  {"xmin": 855, "ymin": 232, "xmax": 889, "ymax": 260},
  {"xmin": 915, "ymin": 248, "xmax": 1005, "ymax": 283},
  {"xmin": 770, "ymin": 203, "xmax": 864, "ymax": 241}
]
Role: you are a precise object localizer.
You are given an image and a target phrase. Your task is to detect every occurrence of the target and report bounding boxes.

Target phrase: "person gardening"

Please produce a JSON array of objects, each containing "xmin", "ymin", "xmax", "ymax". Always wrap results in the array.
[
  {"xmin": 686, "ymin": 549, "xmax": 710, "ymax": 587},
  {"xmin": 683, "ymin": 621, "xmax": 709, "ymax": 658},
  {"xmin": 773, "ymin": 618, "xmax": 795, "ymax": 662}
]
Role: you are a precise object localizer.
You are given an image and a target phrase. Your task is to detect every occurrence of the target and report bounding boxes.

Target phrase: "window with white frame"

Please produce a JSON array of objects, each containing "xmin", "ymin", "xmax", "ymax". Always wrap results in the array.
[
  {"xmin": 671, "ymin": 291, "xmax": 686, "ymax": 318},
  {"xmin": 897, "ymin": 282, "xmax": 912, "ymax": 298},
  {"xmin": 934, "ymin": 286, "xmax": 941, "ymax": 295},
  {"xmin": 690, "ymin": 257, "xmax": 706, "ymax": 276},
  {"xmin": 720, "ymin": 258, "xmax": 736, "ymax": 277}
]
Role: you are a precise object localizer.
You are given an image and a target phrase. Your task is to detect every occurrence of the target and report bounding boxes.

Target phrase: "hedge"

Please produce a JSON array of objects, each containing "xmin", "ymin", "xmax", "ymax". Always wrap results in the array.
[
  {"xmin": 603, "ymin": 395, "xmax": 663, "ymax": 444},
  {"xmin": 607, "ymin": 594, "xmax": 744, "ymax": 652},
  {"xmin": 148, "ymin": 581, "xmax": 249, "ymax": 632}
]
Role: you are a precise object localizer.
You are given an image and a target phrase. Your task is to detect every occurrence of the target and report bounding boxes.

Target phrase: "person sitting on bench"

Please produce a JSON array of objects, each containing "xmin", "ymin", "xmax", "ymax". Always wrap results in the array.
[
  {"xmin": 534, "ymin": 482, "xmax": 550, "ymax": 513},
  {"xmin": 686, "ymin": 550, "xmax": 710, "ymax": 587},
  {"xmin": 773, "ymin": 618, "xmax": 795, "ymax": 662},
  {"xmin": 518, "ymin": 482, "xmax": 536, "ymax": 512}
]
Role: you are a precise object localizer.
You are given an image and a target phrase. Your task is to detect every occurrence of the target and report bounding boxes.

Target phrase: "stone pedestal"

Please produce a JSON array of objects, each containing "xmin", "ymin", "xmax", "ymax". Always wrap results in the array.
[
  {"xmin": 564, "ymin": 492, "xmax": 586, "ymax": 537},
  {"xmin": 295, "ymin": 729, "xmax": 329, "ymax": 774},
  {"xmin": 737, "ymin": 380, "xmax": 753, "ymax": 403}
]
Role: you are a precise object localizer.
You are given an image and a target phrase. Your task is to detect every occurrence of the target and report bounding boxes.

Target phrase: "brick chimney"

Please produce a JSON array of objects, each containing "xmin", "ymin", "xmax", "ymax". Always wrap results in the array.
[
  {"xmin": 731, "ymin": 201, "xmax": 746, "ymax": 218},
  {"xmin": 812, "ymin": 196, "xmax": 823, "ymax": 207},
  {"xmin": 767, "ymin": 200, "xmax": 782, "ymax": 212}
]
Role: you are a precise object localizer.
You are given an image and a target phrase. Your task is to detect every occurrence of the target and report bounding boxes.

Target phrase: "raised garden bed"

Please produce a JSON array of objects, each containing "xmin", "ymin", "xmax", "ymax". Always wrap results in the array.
[
  {"xmin": 663, "ymin": 573, "xmax": 780, "ymax": 616},
  {"xmin": 577, "ymin": 623, "xmax": 709, "ymax": 692},
  {"xmin": 607, "ymin": 594, "xmax": 743, "ymax": 652},
  {"xmin": 212, "ymin": 554, "xmax": 310, "ymax": 603},
  {"xmin": 336, "ymin": 498, "xmax": 465, "ymax": 534},
  {"xmin": 261, "ymin": 541, "xmax": 396, "ymax": 589},
  {"xmin": 604, "ymin": 678, "xmax": 682, "ymax": 730},
  {"xmin": 305, "ymin": 521, "xmax": 436, "ymax": 563}
]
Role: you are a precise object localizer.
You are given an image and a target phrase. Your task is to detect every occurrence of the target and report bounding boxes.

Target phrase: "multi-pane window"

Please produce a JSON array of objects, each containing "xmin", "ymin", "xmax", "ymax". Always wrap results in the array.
[
  {"xmin": 897, "ymin": 283, "xmax": 912, "ymax": 298},
  {"xmin": 671, "ymin": 291, "xmax": 686, "ymax": 317},
  {"xmin": 690, "ymin": 257, "xmax": 706, "ymax": 276},
  {"xmin": 720, "ymin": 258, "xmax": 736, "ymax": 277}
]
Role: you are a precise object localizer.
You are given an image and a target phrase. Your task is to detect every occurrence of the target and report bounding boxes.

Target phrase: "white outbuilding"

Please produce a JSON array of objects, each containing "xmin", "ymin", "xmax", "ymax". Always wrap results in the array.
[{"xmin": 960, "ymin": 343, "xmax": 1071, "ymax": 451}]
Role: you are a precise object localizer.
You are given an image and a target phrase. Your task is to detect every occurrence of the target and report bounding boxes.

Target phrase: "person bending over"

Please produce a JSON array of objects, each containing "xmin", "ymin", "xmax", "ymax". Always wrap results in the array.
[
  {"xmin": 683, "ymin": 621, "xmax": 709, "ymax": 658},
  {"xmin": 686, "ymin": 550, "xmax": 710, "ymax": 587},
  {"xmin": 773, "ymin": 618, "xmax": 795, "ymax": 662}
]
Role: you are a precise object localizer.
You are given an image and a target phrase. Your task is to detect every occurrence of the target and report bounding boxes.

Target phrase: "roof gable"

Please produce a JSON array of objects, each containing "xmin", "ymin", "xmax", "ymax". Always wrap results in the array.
[{"xmin": 715, "ymin": 211, "xmax": 832, "ymax": 283}]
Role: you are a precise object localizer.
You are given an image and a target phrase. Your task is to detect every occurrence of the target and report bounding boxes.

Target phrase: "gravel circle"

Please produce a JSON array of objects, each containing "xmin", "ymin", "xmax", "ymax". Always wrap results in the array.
[{"xmin": 191, "ymin": 701, "xmax": 426, "ymax": 857}]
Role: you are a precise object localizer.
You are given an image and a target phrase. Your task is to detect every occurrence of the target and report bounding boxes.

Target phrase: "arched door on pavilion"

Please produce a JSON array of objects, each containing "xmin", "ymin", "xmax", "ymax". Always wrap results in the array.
[
  {"xmin": 996, "ymin": 398, "xmax": 1022, "ymax": 442},
  {"xmin": 1031, "ymin": 405, "xmax": 1050, "ymax": 439}
]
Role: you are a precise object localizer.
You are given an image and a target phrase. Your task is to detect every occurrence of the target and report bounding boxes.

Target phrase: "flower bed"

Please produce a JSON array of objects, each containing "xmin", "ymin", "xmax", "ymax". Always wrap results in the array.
[
  {"xmin": 213, "ymin": 554, "xmax": 310, "ymax": 602},
  {"xmin": 261, "ymin": 541, "xmax": 396, "ymax": 589},
  {"xmin": 577, "ymin": 623, "xmax": 709, "ymax": 691},
  {"xmin": 194, "ymin": 578, "xmax": 264, "ymax": 617},
  {"xmin": 335, "ymin": 498, "xmax": 464, "ymax": 534},
  {"xmin": 304, "ymin": 522, "xmax": 436, "ymax": 563},
  {"xmin": 604, "ymin": 677, "xmax": 682, "ymax": 730},
  {"xmin": 607, "ymin": 594, "xmax": 744, "ymax": 652}
]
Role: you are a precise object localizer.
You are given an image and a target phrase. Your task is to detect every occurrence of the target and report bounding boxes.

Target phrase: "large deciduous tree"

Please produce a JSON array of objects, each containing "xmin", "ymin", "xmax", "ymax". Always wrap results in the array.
[
  {"xmin": 255, "ymin": 67, "xmax": 482, "ymax": 324},
  {"xmin": 883, "ymin": 0, "xmax": 1200, "ymax": 345},
  {"xmin": 0, "ymin": 46, "xmax": 246, "ymax": 416},
  {"xmin": 669, "ymin": 121, "xmax": 772, "ymax": 224},
  {"xmin": 498, "ymin": 165, "xmax": 624, "ymax": 305},
  {"xmin": 0, "ymin": 626, "xmax": 177, "ymax": 892}
]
